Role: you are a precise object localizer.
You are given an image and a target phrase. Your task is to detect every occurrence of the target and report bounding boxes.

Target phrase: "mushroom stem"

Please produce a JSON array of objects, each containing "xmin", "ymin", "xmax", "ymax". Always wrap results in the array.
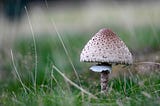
[
  {"xmin": 101, "ymin": 71, "xmax": 109, "ymax": 94},
  {"xmin": 89, "ymin": 64, "xmax": 111, "ymax": 94}
]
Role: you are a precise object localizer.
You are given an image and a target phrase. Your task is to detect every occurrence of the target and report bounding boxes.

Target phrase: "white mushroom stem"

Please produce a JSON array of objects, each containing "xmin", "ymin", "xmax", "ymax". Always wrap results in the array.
[{"xmin": 90, "ymin": 65, "xmax": 112, "ymax": 94}]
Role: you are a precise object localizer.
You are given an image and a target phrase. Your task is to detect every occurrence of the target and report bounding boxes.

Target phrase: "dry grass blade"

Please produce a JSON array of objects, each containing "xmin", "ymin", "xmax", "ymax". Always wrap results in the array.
[
  {"xmin": 141, "ymin": 91, "xmax": 151, "ymax": 98},
  {"xmin": 134, "ymin": 61, "xmax": 160, "ymax": 74},
  {"xmin": 10, "ymin": 49, "xmax": 27, "ymax": 93},
  {"xmin": 136, "ymin": 62, "xmax": 160, "ymax": 65},
  {"xmin": 25, "ymin": 6, "xmax": 38, "ymax": 92},
  {"xmin": 51, "ymin": 19, "xmax": 81, "ymax": 85},
  {"xmin": 50, "ymin": 68, "xmax": 65, "ymax": 94},
  {"xmin": 44, "ymin": 0, "xmax": 81, "ymax": 87},
  {"xmin": 52, "ymin": 65, "xmax": 98, "ymax": 99}
]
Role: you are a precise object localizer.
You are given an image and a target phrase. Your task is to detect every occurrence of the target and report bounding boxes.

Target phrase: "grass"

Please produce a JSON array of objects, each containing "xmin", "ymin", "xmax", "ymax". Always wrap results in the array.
[{"xmin": 0, "ymin": 27, "xmax": 160, "ymax": 106}]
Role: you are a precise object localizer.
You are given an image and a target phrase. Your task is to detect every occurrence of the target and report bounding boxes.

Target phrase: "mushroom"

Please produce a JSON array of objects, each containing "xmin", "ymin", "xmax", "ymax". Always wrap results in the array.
[{"xmin": 80, "ymin": 28, "xmax": 133, "ymax": 94}]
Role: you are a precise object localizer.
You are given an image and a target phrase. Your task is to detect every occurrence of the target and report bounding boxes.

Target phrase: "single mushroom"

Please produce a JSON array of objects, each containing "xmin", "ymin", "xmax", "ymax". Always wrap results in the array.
[{"xmin": 80, "ymin": 28, "xmax": 133, "ymax": 94}]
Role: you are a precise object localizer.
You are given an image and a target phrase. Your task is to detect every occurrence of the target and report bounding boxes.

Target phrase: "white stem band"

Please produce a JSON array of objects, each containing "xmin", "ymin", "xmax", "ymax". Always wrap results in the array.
[{"xmin": 90, "ymin": 65, "xmax": 112, "ymax": 73}]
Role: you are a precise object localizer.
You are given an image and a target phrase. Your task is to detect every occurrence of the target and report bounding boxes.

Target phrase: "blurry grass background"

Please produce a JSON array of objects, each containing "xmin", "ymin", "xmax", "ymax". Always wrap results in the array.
[{"xmin": 0, "ymin": 1, "xmax": 160, "ymax": 106}]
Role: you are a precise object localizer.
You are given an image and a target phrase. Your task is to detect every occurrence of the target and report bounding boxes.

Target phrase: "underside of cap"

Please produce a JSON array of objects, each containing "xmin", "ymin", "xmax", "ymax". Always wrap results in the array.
[
  {"xmin": 90, "ymin": 65, "xmax": 112, "ymax": 73},
  {"xmin": 80, "ymin": 28, "xmax": 133, "ymax": 65}
]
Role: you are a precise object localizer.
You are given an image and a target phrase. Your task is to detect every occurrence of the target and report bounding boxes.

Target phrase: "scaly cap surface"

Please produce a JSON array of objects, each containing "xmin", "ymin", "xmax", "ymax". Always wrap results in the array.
[{"xmin": 80, "ymin": 28, "xmax": 133, "ymax": 64}]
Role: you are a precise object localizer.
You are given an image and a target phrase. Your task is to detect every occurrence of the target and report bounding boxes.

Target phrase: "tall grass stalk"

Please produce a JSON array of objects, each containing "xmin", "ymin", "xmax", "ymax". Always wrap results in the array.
[
  {"xmin": 44, "ymin": 0, "xmax": 82, "ymax": 87},
  {"xmin": 10, "ymin": 50, "xmax": 27, "ymax": 93},
  {"xmin": 25, "ymin": 6, "xmax": 38, "ymax": 92}
]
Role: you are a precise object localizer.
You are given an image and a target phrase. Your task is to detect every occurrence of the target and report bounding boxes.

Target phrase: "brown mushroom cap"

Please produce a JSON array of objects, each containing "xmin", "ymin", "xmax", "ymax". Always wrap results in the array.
[{"xmin": 80, "ymin": 28, "xmax": 133, "ymax": 65}]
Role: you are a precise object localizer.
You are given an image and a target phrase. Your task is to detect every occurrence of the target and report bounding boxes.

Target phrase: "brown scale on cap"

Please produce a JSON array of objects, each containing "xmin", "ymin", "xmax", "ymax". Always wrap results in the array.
[{"xmin": 80, "ymin": 28, "xmax": 133, "ymax": 64}]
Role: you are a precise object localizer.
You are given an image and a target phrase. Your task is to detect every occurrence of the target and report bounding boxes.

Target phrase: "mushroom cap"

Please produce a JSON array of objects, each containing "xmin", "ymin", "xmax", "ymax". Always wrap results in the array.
[{"xmin": 80, "ymin": 28, "xmax": 133, "ymax": 64}]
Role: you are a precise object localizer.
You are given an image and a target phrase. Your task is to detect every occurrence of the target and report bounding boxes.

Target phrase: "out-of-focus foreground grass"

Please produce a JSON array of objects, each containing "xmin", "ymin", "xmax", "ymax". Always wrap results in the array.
[{"xmin": 0, "ymin": 26, "xmax": 160, "ymax": 106}]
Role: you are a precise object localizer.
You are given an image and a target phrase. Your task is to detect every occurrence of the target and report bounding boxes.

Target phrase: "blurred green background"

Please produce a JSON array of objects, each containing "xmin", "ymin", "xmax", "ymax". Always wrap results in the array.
[{"xmin": 0, "ymin": 0, "xmax": 160, "ymax": 105}]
